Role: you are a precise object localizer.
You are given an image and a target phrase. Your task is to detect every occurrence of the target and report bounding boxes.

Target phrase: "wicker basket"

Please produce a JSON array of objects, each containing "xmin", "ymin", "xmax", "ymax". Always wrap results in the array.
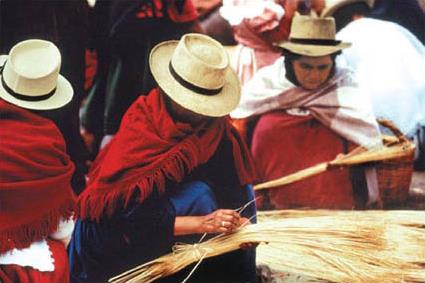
[{"xmin": 375, "ymin": 120, "xmax": 416, "ymax": 205}]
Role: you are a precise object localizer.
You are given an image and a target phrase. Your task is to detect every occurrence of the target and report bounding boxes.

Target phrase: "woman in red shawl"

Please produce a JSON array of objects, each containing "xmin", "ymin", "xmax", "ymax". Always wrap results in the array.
[
  {"xmin": 69, "ymin": 34, "xmax": 257, "ymax": 283},
  {"xmin": 0, "ymin": 40, "xmax": 76, "ymax": 283}
]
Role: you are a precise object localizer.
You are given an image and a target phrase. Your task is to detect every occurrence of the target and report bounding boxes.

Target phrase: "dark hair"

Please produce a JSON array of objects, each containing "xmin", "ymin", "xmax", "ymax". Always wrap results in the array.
[
  {"xmin": 281, "ymin": 48, "xmax": 340, "ymax": 86},
  {"xmin": 332, "ymin": 3, "xmax": 372, "ymax": 32}
]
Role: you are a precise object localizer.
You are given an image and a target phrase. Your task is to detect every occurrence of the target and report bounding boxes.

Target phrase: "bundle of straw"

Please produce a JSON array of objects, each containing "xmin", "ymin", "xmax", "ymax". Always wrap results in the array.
[
  {"xmin": 257, "ymin": 210, "xmax": 425, "ymax": 283},
  {"xmin": 254, "ymin": 119, "xmax": 415, "ymax": 191},
  {"xmin": 109, "ymin": 210, "xmax": 425, "ymax": 283}
]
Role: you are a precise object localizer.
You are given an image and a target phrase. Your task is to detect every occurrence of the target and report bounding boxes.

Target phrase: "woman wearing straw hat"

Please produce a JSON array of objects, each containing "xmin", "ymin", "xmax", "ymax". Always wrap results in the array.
[
  {"xmin": 69, "ymin": 33, "xmax": 257, "ymax": 283},
  {"xmin": 231, "ymin": 14, "xmax": 382, "ymax": 210},
  {"xmin": 0, "ymin": 40, "xmax": 76, "ymax": 283}
]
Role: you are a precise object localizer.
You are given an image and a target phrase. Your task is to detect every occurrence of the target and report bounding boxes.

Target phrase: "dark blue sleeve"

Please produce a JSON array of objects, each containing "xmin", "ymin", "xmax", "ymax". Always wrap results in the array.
[{"xmin": 69, "ymin": 191, "xmax": 176, "ymax": 283}]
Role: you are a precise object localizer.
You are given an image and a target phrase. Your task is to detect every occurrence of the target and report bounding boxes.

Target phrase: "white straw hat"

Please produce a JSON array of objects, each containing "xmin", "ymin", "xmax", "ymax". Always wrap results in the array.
[
  {"xmin": 0, "ymin": 39, "xmax": 73, "ymax": 110},
  {"xmin": 321, "ymin": 0, "xmax": 375, "ymax": 17},
  {"xmin": 277, "ymin": 15, "xmax": 351, "ymax": 56},
  {"xmin": 149, "ymin": 33, "xmax": 241, "ymax": 117}
]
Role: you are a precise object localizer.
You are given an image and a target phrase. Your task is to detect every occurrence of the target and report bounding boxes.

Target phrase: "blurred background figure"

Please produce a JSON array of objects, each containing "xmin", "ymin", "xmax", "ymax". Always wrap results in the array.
[
  {"xmin": 220, "ymin": 0, "xmax": 286, "ymax": 86},
  {"xmin": 80, "ymin": 0, "xmax": 203, "ymax": 156},
  {"xmin": 192, "ymin": 0, "xmax": 236, "ymax": 45},
  {"xmin": 0, "ymin": 0, "xmax": 90, "ymax": 195},
  {"xmin": 322, "ymin": 0, "xmax": 425, "ymax": 170}
]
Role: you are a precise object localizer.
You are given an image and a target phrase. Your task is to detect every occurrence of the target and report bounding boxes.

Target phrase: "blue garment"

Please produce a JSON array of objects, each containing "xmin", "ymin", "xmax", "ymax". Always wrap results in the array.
[{"xmin": 69, "ymin": 181, "xmax": 257, "ymax": 283}]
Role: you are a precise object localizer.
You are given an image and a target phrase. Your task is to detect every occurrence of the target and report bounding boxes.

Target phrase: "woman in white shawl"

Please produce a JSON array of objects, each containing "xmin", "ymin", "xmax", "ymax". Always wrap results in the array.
[{"xmin": 231, "ymin": 15, "xmax": 381, "ymax": 210}]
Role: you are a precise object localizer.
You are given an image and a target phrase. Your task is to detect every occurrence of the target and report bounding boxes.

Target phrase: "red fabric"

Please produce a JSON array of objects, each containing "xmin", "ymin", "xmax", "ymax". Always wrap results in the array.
[
  {"xmin": 252, "ymin": 111, "xmax": 355, "ymax": 210},
  {"xmin": 135, "ymin": 0, "xmax": 198, "ymax": 22},
  {"xmin": 234, "ymin": 19, "xmax": 282, "ymax": 69},
  {"xmin": 0, "ymin": 239, "xmax": 70, "ymax": 283},
  {"xmin": 78, "ymin": 88, "xmax": 255, "ymax": 221},
  {"xmin": 0, "ymin": 100, "xmax": 76, "ymax": 253},
  {"xmin": 260, "ymin": 0, "xmax": 295, "ymax": 44},
  {"xmin": 84, "ymin": 49, "xmax": 97, "ymax": 91},
  {"xmin": 168, "ymin": 0, "xmax": 198, "ymax": 22}
]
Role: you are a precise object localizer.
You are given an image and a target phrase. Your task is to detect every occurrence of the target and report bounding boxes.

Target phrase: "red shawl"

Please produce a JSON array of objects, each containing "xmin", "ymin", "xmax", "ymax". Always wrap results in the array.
[
  {"xmin": 78, "ymin": 88, "xmax": 255, "ymax": 221},
  {"xmin": 0, "ymin": 100, "xmax": 76, "ymax": 254}
]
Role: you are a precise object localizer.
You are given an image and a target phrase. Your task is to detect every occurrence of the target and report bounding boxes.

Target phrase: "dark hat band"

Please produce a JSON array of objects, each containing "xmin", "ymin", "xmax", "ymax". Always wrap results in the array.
[
  {"xmin": 1, "ymin": 73, "xmax": 56, "ymax": 102},
  {"xmin": 168, "ymin": 62, "xmax": 222, "ymax": 96},
  {"xmin": 289, "ymin": 38, "xmax": 342, "ymax": 46}
]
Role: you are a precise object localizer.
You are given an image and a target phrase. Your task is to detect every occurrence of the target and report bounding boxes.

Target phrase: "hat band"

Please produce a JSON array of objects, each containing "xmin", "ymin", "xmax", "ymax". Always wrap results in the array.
[
  {"xmin": 1, "ymin": 75, "xmax": 56, "ymax": 102},
  {"xmin": 169, "ymin": 62, "xmax": 222, "ymax": 96},
  {"xmin": 289, "ymin": 38, "xmax": 341, "ymax": 46}
]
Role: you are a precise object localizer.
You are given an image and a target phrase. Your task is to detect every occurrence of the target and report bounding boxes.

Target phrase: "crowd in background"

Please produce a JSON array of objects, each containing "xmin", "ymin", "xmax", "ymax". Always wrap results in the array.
[{"xmin": 0, "ymin": 0, "xmax": 424, "ymax": 282}]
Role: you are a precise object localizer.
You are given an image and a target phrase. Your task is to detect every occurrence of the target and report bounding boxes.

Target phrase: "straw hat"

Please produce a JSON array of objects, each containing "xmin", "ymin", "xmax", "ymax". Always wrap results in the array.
[
  {"xmin": 0, "ymin": 39, "xmax": 73, "ymax": 110},
  {"xmin": 321, "ymin": 0, "xmax": 375, "ymax": 17},
  {"xmin": 277, "ymin": 15, "xmax": 351, "ymax": 56},
  {"xmin": 149, "ymin": 33, "xmax": 240, "ymax": 117}
]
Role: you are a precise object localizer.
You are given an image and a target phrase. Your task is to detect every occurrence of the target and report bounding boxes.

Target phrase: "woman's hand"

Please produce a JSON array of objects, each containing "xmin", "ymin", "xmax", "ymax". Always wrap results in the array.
[
  {"xmin": 200, "ymin": 209, "xmax": 242, "ymax": 234},
  {"xmin": 174, "ymin": 210, "xmax": 251, "ymax": 236}
]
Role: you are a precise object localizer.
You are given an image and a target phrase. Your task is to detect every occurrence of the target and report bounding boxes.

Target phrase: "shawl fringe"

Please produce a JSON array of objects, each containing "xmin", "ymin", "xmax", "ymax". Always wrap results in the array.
[
  {"xmin": 78, "ymin": 140, "xmax": 199, "ymax": 221},
  {"xmin": 0, "ymin": 197, "xmax": 74, "ymax": 254}
]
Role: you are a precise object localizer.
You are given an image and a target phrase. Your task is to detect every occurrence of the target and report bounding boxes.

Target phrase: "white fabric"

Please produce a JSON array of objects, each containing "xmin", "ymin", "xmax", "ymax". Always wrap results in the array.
[
  {"xmin": 0, "ymin": 217, "xmax": 74, "ymax": 271},
  {"xmin": 220, "ymin": 0, "xmax": 284, "ymax": 26},
  {"xmin": 0, "ymin": 239, "xmax": 54, "ymax": 272},
  {"xmin": 365, "ymin": 167, "xmax": 380, "ymax": 205},
  {"xmin": 286, "ymin": 108, "xmax": 311, "ymax": 116},
  {"xmin": 49, "ymin": 217, "xmax": 75, "ymax": 240},
  {"xmin": 336, "ymin": 18, "xmax": 425, "ymax": 136},
  {"xmin": 231, "ymin": 57, "xmax": 381, "ymax": 148}
]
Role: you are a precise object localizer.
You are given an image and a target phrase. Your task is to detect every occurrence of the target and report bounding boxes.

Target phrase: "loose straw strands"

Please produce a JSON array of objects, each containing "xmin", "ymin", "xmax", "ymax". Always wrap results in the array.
[
  {"xmin": 109, "ymin": 210, "xmax": 425, "ymax": 283},
  {"xmin": 254, "ymin": 140, "xmax": 415, "ymax": 191},
  {"xmin": 257, "ymin": 210, "xmax": 425, "ymax": 283}
]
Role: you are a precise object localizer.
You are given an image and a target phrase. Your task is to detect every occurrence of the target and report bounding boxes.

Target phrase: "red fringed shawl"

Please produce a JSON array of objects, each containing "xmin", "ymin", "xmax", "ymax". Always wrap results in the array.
[
  {"xmin": 78, "ymin": 88, "xmax": 256, "ymax": 221},
  {"xmin": 0, "ymin": 100, "xmax": 76, "ymax": 254}
]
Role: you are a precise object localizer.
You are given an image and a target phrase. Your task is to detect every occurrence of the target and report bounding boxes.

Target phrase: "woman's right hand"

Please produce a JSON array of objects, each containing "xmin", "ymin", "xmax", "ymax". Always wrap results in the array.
[
  {"xmin": 174, "ymin": 210, "xmax": 249, "ymax": 236},
  {"xmin": 199, "ymin": 209, "xmax": 242, "ymax": 234}
]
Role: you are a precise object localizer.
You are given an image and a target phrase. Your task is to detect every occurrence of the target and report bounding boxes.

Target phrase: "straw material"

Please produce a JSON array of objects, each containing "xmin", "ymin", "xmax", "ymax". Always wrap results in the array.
[{"xmin": 109, "ymin": 210, "xmax": 425, "ymax": 283}]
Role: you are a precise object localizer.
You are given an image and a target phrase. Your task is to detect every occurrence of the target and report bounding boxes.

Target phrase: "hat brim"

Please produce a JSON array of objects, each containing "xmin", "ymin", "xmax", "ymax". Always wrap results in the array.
[
  {"xmin": 149, "ymin": 40, "xmax": 241, "ymax": 117},
  {"xmin": 0, "ymin": 73, "xmax": 73, "ymax": 110},
  {"xmin": 278, "ymin": 42, "xmax": 351, "ymax": 56}
]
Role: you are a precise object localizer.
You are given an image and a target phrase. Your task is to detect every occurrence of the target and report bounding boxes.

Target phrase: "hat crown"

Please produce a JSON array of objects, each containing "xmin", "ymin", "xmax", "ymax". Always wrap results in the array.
[
  {"xmin": 289, "ymin": 15, "xmax": 337, "ymax": 40},
  {"xmin": 171, "ymin": 34, "xmax": 228, "ymax": 90},
  {"xmin": 2, "ymin": 39, "xmax": 61, "ymax": 97}
]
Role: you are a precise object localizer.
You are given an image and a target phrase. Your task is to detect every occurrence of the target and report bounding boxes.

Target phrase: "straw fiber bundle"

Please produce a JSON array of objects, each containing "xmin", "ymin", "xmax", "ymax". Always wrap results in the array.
[
  {"xmin": 110, "ymin": 210, "xmax": 425, "ymax": 283},
  {"xmin": 257, "ymin": 210, "xmax": 425, "ymax": 283}
]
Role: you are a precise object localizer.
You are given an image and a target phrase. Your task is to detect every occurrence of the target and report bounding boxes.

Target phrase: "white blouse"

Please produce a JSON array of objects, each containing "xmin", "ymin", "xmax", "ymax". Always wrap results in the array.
[{"xmin": 0, "ymin": 218, "xmax": 74, "ymax": 271}]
